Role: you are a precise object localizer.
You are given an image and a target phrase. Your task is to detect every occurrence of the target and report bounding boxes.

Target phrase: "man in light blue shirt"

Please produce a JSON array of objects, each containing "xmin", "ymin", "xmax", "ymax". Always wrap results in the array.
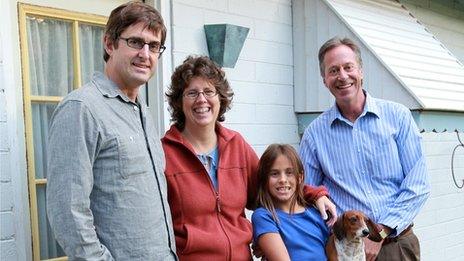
[{"xmin": 299, "ymin": 37, "xmax": 430, "ymax": 261}]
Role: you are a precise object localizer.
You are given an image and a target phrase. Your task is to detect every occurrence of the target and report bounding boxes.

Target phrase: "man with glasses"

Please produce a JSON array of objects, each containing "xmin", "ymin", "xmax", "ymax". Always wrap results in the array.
[
  {"xmin": 299, "ymin": 37, "xmax": 430, "ymax": 261},
  {"xmin": 47, "ymin": 2, "xmax": 177, "ymax": 260}
]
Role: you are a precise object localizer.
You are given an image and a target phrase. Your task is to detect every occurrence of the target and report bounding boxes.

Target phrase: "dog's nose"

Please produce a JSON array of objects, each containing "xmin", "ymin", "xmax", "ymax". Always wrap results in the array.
[{"xmin": 362, "ymin": 229, "xmax": 369, "ymax": 236}]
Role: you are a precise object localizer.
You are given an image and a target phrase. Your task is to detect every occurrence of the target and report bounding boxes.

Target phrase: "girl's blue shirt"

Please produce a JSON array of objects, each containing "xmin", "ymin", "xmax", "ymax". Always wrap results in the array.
[{"xmin": 252, "ymin": 206, "xmax": 329, "ymax": 260}]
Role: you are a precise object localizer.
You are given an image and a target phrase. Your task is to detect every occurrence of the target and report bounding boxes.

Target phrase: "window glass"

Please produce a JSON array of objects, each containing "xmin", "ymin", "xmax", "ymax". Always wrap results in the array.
[
  {"xmin": 27, "ymin": 17, "xmax": 74, "ymax": 97},
  {"xmin": 36, "ymin": 186, "xmax": 65, "ymax": 259},
  {"xmin": 32, "ymin": 103, "xmax": 56, "ymax": 179},
  {"xmin": 79, "ymin": 24, "xmax": 105, "ymax": 84}
]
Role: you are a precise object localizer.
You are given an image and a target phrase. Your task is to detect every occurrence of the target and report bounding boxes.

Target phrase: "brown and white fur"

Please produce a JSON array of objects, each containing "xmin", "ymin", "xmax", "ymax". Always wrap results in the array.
[{"xmin": 326, "ymin": 210, "xmax": 381, "ymax": 261}]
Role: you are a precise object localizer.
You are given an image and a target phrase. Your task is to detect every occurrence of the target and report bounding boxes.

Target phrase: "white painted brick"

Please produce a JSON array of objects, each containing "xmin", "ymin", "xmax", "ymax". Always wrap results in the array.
[
  {"xmin": 413, "ymin": 210, "xmax": 437, "ymax": 228},
  {"xmin": 254, "ymin": 19, "xmax": 292, "ymax": 44},
  {"xmin": 172, "ymin": 2, "xmax": 205, "ymax": 28},
  {"xmin": 225, "ymin": 103, "xmax": 256, "ymax": 124},
  {"xmin": 228, "ymin": 123, "xmax": 299, "ymax": 145},
  {"xmin": 423, "ymin": 140, "xmax": 455, "ymax": 156},
  {"xmin": 226, "ymin": 83, "xmax": 293, "ymax": 107},
  {"xmin": 0, "ymin": 212, "xmax": 14, "ymax": 239},
  {"xmin": 257, "ymin": 84, "xmax": 293, "ymax": 106},
  {"xmin": 255, "ymin": 63, "xmax": 292, "ymax": 84},
  {"xmin": 0, "ymin": 89, "xmax": 6, "ymax": 123},
  {"xmin": 229, "ymin": 81, "xmax": 259, "ymax": 104},
  {"xmin": 240, "ymin": 39, "xmax": 293, "ymax": 65},
  {"xmin": 438, "ymin": 206, "xmax": 464, "ymax": 224},
  {"xmin": 0, "ymin": 239, "xmax": 17, "ymax": 260},
  {"xmin": 172, "ymin": 26, "xmax": 208, "ymax": 54},
  {"xmin": 426, "ymin": 155, "xmax": 452, "ymax": 170},
  {"xmin": 0, "ymin": 152, "xmax": 10, "ymax": 182},
  {"xmin": 0, "ymin": 182, "xmax": 13, "ymax": 211},
  {"xmin": 204, "ymin": 10, "xmax": 254, "ymax": 37},
  {"xmin": 228, "ymin": 0, "xmax": 291, "ymax": 24},
  {"xmin": 446, "ymin": 238, "xmax": 464, "ymax": 261},
  {"xmin": 175, "ymin": 0, "xmax": 228, "ymax": 12},
  {"xmin": 255, "ymin": 105, "xmax": 296, "ymax": 124},
  {"xmin": 428, "ymin": 169, "xmax": 451, "ymax": 183},
  {"xmin": 0, "ymin": 122, "xmax": 8, "ymax": 150},
  {"xmin": 223, "ymin": 60, "xmax": 256, "ymax": 82}
]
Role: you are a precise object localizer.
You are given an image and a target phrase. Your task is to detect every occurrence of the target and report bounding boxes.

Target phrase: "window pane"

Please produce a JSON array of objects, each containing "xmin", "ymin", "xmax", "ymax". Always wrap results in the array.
[
  {"xmin": 79, "ymin": 24, "xmax": 105, "ymax": 84},
  {"xmin": 37, "ymin": 186, "xmax": 65, "ymax": 259},
  {"xmin": 32, "ymin": 103, "xmax": 57, "ymax": 179},
  {"xmin": 26, "ymin": 16, "xmax": 74, "ymax": 96}
]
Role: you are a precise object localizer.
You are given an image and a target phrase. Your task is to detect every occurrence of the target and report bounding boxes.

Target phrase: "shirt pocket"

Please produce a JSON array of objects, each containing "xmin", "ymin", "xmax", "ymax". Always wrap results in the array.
[{"xmin": 118, "ymin": 134, "xmax": 152, "ymax": 178}]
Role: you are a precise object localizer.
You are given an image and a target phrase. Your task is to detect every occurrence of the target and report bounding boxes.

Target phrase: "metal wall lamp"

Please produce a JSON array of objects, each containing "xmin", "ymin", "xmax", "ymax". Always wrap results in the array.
[{"xmin": 204, "ymin": 24, "xmax": 250, "ymax": 68}]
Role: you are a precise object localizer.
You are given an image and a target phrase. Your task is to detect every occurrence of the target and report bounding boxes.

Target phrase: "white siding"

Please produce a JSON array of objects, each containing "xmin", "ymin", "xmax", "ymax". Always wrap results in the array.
[
  {"xmin": 417, "ymin": 132, "xmax": 464, "ymax": 261},
  {"xmin": 402, "ymin": 1, "xmax": 464, "ymax": 64},
  {"xmin": 171, "ymin": 0, "xmax": 299, "ymax": 153}
]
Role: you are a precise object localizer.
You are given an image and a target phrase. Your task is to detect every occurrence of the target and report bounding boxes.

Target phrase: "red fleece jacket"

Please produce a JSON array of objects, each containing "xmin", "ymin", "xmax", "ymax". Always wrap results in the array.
[{"xmin": 161, "ymin": 124, "xmax": 328, "ymax": 261}]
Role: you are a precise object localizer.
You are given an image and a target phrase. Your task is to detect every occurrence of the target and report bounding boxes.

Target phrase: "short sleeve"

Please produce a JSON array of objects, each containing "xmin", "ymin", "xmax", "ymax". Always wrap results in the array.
[{"xmin": 251, "ymin": 208, "xmax": 280, "ymax": 242}]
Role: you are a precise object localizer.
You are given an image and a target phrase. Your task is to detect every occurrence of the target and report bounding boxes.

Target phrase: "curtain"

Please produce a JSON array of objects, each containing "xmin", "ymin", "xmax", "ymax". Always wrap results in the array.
[
  {"xmin": 79, "ymin": 23, "xmax": 105, "ymax": 83},
  {"xmin": 27, "ymin": 15, "xmax": 104, "ymax": 259}
]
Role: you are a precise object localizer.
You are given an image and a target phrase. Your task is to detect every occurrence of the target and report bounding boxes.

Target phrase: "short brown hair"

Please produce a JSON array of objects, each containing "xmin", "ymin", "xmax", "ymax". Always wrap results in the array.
[
  {"xmin": 318, "ymin": 37, "xmax": 362, "ymax": 76},
  {"xmin": 166, "ymin": 55, "xmax": 233, "ymax": 130},
  {"xmin": 256, "ymin": 144, "xmax": 307, "ymax": 223},
  {"xmin": 103, "ymin": 1, "xmax": 166, "ymax": 62}
]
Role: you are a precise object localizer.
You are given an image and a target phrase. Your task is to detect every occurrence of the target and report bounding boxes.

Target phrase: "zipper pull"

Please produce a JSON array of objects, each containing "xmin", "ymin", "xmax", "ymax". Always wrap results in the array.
[{"xmin": 216, "ymin": 192, "xmax": 221, "ymax": 213}]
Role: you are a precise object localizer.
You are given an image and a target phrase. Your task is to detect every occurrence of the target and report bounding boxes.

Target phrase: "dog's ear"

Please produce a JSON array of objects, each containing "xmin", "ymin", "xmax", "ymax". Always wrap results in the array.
[
  {"xmin": 332, "ymin": 213, "xmax": 345, "ymax": 241},
  {"xmin": 366, "ymin": 217, "xmax": 382, "ymax": 242}
]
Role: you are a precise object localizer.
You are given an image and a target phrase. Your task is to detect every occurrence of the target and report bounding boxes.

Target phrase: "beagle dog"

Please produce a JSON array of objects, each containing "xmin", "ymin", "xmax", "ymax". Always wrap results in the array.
[{"xmin": 326, "ymin": 210, "xmax": 381, "ymax": 261}]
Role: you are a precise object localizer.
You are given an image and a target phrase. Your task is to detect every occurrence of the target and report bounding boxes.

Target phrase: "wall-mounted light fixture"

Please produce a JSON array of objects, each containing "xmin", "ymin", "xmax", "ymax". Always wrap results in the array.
[{"xmin": 204, "ymin": 24, "xmax": 249, "ymax": 68}]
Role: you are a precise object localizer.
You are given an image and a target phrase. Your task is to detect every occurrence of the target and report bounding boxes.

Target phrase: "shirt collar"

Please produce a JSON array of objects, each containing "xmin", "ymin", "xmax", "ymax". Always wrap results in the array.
[
  {"xmin": 92, "ymin": 72, "xmax": 135, "ymax": 104},
  {"xmin": 328, "ymin": 90, "xmax": 380, "ymax": 126}
]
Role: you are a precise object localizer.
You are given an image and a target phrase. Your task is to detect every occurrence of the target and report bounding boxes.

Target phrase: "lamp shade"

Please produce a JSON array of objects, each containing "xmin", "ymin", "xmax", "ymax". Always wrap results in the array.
[{"xmin": 204, "ymin": 24, "xmax": 249, "ymax": 68}]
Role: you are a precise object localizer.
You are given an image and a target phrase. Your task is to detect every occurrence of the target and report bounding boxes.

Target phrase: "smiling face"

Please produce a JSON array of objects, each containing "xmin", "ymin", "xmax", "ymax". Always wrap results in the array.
[
  {"xmin": 104, "ymin": 22, "xmax": 161, "ymax": 97},
  {"xmin": 267, "ymin": 154, "xmax": 300, "ymax": 212},
  {"xmin": 182, "ymin": 77, "xmax": 220, "ymax": 131},
  {"xmin": 322, "ymin": 45, "xmax": 364, "ymax": 108}
]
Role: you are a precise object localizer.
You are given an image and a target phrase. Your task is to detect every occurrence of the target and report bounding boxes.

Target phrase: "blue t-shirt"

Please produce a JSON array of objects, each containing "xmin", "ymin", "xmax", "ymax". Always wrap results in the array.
[{"xmin": 252, "ymin": 207, "xmax": 329, "ymax": 260}]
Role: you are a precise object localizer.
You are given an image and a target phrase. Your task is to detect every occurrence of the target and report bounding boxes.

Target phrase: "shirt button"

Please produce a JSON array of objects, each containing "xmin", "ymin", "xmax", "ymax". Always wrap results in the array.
[
  {"xmin": 133, "ymin": 105, "xmax": 138, "ymax": 111},
  {"xmin": 129, "ymin": 136, "xmax": 134, "ymax": 141},
  {"xmin": 357, "ymin": 148, "xmax": 361, "ymax": 152}
]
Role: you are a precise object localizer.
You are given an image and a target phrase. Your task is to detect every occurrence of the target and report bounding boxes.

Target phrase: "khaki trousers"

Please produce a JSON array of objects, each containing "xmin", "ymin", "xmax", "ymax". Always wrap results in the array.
[{"xmin": 377, "ymin": 229, "xmax": 420, "ymax": 261}]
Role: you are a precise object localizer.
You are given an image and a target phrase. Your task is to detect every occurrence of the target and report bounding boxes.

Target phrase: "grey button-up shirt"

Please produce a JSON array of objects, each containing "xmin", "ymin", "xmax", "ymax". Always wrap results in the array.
[{"xmin": 46, "ymin": 72, "xmax": 177, "ymax": 260}]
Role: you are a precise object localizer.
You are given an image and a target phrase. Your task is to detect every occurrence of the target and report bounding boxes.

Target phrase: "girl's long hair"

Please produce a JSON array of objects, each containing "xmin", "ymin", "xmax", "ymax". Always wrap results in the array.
[{"xmin": 256, "ymin": 144, "xmax": 307, "ymax": 223}]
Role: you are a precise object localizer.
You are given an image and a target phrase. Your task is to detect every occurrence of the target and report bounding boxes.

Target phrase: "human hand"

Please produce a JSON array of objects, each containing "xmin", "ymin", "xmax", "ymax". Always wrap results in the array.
[
  {"xmin": 252, "ymin": 243, "xmax": 264, "ymax": 259},
  {"xmin": 314, "ymin": 196, "xmax": 337, "ymax": 227},
  {"xmin": 363, "ymin": 237, "xmax": 383, "ymax": 261}
]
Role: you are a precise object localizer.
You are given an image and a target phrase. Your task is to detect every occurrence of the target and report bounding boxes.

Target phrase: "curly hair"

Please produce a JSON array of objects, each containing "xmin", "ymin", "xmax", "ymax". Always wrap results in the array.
[
  {"xmin": 166, "ymin": 55, "xmax": 234, "ymax": 130},
  {"xmin": 103, "ymin": 1, "xmax": 166, "ymax": 62}
]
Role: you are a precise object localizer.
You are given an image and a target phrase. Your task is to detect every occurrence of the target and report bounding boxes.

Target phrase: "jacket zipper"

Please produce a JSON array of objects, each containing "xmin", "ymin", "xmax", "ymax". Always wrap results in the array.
[{"xmin": 216, "ymin": 191, "xmax": 221, "ymax": 213}]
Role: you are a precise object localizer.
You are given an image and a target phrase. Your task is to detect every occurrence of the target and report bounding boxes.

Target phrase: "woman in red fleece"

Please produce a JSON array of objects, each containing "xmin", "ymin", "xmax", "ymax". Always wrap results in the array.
[{"xmin": 161, "ymin": 55, "xmax": 336, "ymax": 261}]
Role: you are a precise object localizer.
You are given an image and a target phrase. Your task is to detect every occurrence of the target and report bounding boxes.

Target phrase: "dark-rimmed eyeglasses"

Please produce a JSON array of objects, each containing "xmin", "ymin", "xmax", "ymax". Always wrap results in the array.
[
  {"xmin": 183, "ymin": 89, "xmax": 218, "ymax": 99},
  {"xmin": 119, "ymin": 37, "xmax": 166, "ymax": 56}
]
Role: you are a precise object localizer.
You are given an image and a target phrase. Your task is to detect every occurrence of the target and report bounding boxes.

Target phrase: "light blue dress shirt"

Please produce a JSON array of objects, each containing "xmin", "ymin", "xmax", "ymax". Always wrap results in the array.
[{"xmin": 299, "ymin": 92, "xmax": 430, "ymax": 235}]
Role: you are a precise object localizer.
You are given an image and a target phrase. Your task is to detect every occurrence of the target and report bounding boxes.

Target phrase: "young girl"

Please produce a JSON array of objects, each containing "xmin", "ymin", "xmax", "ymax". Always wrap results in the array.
[{"xmin": 252, "ymin": 144, "xmax": 329, "ymax": 260}]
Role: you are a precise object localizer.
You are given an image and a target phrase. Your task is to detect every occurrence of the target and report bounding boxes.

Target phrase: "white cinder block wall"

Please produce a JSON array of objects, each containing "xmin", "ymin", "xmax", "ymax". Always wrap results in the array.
[
  {"xmin": 1, "ymin": 1, "xmax": 31, "ymax": 260},
  {"xmin": 170, "ymin": 0, "xmax": 299, "ymax": 155},
  {"xmin": 415, "ymin": 132, "xmax": 464, "ymax": 261}
]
